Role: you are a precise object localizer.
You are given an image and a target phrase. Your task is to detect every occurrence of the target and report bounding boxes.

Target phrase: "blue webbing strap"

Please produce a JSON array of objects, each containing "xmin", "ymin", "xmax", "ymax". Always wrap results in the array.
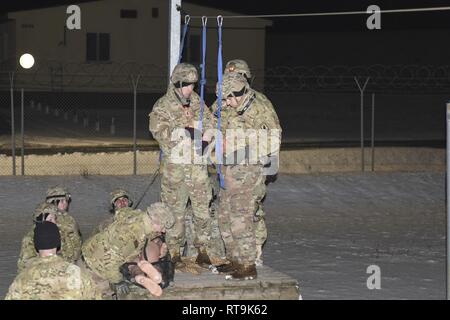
[
  {"xmin": 178, "ymin": 15, "xmax": 190, "ymax": 64},
  {"xmin": 216, "ymin": 16, "xmax": 225, "ymax": 189},
  {"xmin": 197, "ymin": 16, "xmax": 207, "ymax": 137}
]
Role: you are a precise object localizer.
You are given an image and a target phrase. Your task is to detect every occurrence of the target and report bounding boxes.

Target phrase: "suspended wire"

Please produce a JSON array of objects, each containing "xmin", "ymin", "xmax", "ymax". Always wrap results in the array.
[{"xmin": 188, "ymin": 6, "xmax": 450, "ymax": 19}]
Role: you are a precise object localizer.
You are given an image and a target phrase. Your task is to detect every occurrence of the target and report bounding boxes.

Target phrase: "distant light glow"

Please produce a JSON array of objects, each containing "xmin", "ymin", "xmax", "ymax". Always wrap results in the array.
[{"xmin": 19, "ymin": 53, "xmax": 35, "ymax": 69}]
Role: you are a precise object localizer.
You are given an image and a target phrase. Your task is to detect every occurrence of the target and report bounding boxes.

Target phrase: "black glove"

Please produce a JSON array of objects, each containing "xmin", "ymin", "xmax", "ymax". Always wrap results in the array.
[
  {"xmin": 112, "ymin": 280, "xmax": 131, "ymax": 296},
  {"xmin": 184, "ymin": 127, "xmax": 195, "ymax": 140},
  {"xmin": 194, "ymin": 140, "xmax": 210, "ymax": 157},
  {"xmin": 202, "ymin": 140, "xmax": 210, "ymax": 153},
  {"xmin": 119, "ymin": 262, "xmax": 137, "ymax": 282},
  {"xmin": 152, "ymin": 254, "xmax": 175, "ymax": 289}
]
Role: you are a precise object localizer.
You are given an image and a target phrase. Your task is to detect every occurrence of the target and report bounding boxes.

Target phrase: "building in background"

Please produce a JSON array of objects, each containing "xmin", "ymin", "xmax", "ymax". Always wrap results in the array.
[{"xmin": 0, "ymin": 0, "xmax": 271, "ymax": 91}]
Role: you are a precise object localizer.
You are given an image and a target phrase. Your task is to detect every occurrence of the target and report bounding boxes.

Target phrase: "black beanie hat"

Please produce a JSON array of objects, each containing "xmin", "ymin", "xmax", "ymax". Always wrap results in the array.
[{"xmin": 34, "ymin": 221, "xmax": 61, "ymax": 251}]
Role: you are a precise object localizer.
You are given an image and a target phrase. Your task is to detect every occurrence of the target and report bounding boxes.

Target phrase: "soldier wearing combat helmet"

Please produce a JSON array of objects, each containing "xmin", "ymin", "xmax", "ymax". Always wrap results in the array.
[
  {"xmin": 149, "ymin": 63, "xmax": 216, "ymax": 271},
  {"xmin": 81, "ymin": 202, "xmax": 174, "ymax": 294},
  {"xmin": 17, "ymin": 200, "xmax": 82, "ymax": 272},
  {"xmin": 213, "ymin": 72, "xmax": 282, "ymax": 280},
  {"xmin": 208, "ymin": 60, "xmax": 281, "ymax": 269},
  {"xmin": 90, "ymin": 189, "xmax": 134, "ymax": 237}
]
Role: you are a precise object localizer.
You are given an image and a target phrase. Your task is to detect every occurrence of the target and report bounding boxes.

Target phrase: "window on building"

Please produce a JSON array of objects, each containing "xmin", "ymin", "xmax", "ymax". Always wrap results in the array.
[
  {"xmin": 0, "ymin": 34, "xmax": 7, "ymax": 62},
  {"xmin": 152, "ymin": 8, "xmax": 159, "ymax": 18},
  {"xmin": 86, "ymin": 33, "xmax": 110, "ymax": 62},
  {"xmin": 120, "ymin": 9, "xmax": 137, "ymax": 19}
]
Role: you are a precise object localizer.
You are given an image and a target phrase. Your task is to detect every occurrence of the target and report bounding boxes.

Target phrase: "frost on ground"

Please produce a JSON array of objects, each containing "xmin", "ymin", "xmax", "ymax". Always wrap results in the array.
[{"xmin": 0, "ymin": 171, "xmax": 445, "ymax": 299}]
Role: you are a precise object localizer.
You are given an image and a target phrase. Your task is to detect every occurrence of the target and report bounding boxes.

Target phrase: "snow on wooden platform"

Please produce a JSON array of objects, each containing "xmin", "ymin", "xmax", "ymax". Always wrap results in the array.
[{"xmin": 118, "ymin": 266, "xmax": 301, "ymax": 300}]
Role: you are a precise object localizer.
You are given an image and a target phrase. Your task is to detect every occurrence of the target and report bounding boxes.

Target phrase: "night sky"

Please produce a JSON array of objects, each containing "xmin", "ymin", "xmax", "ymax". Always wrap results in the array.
[{"xmin": 2, "ymin": 0, "xmax": 450, "ymax": 31}]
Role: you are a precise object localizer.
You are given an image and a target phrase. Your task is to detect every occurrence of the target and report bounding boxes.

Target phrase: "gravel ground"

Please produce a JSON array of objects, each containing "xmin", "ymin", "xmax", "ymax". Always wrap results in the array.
[{"xmin": 0, "ymin": 171, "xmax": 445, "ymax": 300}]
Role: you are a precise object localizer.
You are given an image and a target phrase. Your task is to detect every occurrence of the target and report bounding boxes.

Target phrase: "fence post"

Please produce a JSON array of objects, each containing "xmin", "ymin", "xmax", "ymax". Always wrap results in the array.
[
  {"xmin": 9, "ymin": 72, "xmax": 16, "ymax": 175},
  {"xmin": 21, "ymin": 88, "xmax": 25, "ymax": 176},
  {"xmin": 354, "ymin": 77, "xmax": 370, "ymax": 172},
  {"xmin": 131, "ymin": 75, "xmax": 140, "ymax": 175},
  {"xmin": 371, "ymin": 93, "xmax": 375, "ymax": 172},
  {"xmin": 447, "ymin": 102, "xmax": 450, "ymax": 300}
]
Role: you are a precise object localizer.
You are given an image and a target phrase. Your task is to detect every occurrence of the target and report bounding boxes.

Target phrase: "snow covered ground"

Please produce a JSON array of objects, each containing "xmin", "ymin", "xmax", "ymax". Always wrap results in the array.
[{"xmin": 0, "ymin": 171, "xmax": 445, "ymax": 299}]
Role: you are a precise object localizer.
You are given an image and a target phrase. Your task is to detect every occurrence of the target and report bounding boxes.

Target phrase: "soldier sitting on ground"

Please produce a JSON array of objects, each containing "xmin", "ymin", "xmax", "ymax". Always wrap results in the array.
[
  {"xmin": 17, "ymin": 201, "xmax": 81, "ymax": 272},
  {"xmin": 90, "ymin": 188, "xmax": 134, "ymax": 237},
  {"xmin": 80, "ymin": 202, "xmax": 174, "ymax": 297},
  {"xmin": 6, "ymin": 221, "xmax": 101, "ymax": 300},
  {"xmin": 44, "ymin": 186, "xmax": 82, "ymax": 260}
]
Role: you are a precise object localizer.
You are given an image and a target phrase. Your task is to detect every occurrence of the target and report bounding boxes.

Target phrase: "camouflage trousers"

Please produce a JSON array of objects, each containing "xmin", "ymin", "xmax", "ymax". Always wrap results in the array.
[
  {"xmin": 211, "ymin": 165, "xmax": 267, "ymax": 248},
  {"xmin": 161, "ymin": 161, "xmax": 212, "ymax": 254},
  {"xmin": 254, "ymin": 180, "xmax": 267, "ymax": 247},
  {"xmin": 184, "ymin": 200, "xmax": 226, "ymax": 258},
  {"xmin": 76, "ymin": 259, "xmax": 114, "ymax": 300},
  {"xmin": 218, "ymin": 164, "xmax": 265, "ymax": 265}
]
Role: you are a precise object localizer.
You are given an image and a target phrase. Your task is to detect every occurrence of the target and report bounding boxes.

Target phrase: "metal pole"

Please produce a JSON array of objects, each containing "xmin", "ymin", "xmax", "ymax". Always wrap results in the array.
[
  {"xmin": 371, "ymin": 93, "xmax": 375, "ymax": 172},
  {"xmin": 132, "ymin": 76, "xmax": 140, "ymax": 175},
  {"xmin": 361, "ymin": 90, "xmax": 364, "ymax": 172},
  {"xmin": 10, "ymin": 72, "xmax": 15, "ymax": 176},
  {"xmin": 21, "ymin": 88, "xmax": 24, "ymax": 176},
  {"xmin": 168, "ymin": 0, "xmax": 181, "ymax": 80},
  {"xmin": 447, "ymin": 102, "xmax": 450, "ymax": 300},
  {"xmin": 354, "ymin": 77, "xmax": 370, "ymax": 172}
]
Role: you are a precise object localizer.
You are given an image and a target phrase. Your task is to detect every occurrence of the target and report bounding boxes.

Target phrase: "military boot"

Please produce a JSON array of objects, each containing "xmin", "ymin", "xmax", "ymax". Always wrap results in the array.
[
  {"xmin": 255, "ymin": 245, "xmax": 264, "ymax": 267},
  {"xmin": 170, "ymin": 249, "xmax": 186, "ymax": 270},
  {"xmin": 215, "ymin": 259, "xmax": 237, "ymax": 274},
  {"xmin": 195, "ymin": 247, "xmax": 212, "ymax": 268},
  {"xmin": 225, "ymin": 263, "xmax": 257, "ymax": 280}
]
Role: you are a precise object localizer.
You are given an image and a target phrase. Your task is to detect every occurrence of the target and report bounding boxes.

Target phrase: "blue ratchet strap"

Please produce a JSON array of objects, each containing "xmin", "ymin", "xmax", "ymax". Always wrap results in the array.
[
  {"xmin": 215, "ymin": 16, "xmax": 225, "ymax": 189},
  {"xmin": 178, "ymin": 15, "xmax": 190, "ymax": 64}
]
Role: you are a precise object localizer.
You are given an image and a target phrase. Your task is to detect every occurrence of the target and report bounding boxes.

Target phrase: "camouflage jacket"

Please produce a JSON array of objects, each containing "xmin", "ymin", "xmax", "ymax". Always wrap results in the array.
[
  {"xmin": 17, "ymin": 211, "xmax": 82, "ymax": 272},
  {"xmin": 81, "ymin": 207, "xmax": 160, "ymax": 284},
  {"xmin": 149, "ymin": 85, "xmax": 216, "ymax": 162},
  {"xmin": 89, "ymin": 215, "xmax": 114, "ymax": 238},
  {"xmin": 6, "ymin": 255, "xmax": 101, "ymax": 300},
  {"xmin": 220, "ymin": 90, "xmax": 282, "ymax": 163}
]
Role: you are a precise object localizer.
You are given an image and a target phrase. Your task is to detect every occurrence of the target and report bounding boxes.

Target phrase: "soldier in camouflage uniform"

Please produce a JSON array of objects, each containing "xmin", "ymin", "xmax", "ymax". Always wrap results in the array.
[
  {"xmin": 214, "ymin": 72, "xmax": 282, "ymax": 280},
  {"xmin": 149, "ymin": 63, "xmax": 216, "ymax": 269},
  {"xmin": 17, "ymin": 200, "xmax": 82, "ymax": 272},
  {"xmin": 6, "ymin": 221, "xmax": 101, "ymax": 300},
  {"xmin": 81, "ymin": 202, "xmax": 174, "ymax": 292},
  {"xmin": 183, "ymin": 201, "xmax": 225, "ymax": 259},
  {"xmin": 211, "ymin": 60, "xmax": 277, "ymax": 267},
  {"xmin": 45, "ymin": 186, "xmax": 82, "ymax": 257},
  {"xmin": 90, "ymin": 189, "xmax": 134, "ymax": 237}
]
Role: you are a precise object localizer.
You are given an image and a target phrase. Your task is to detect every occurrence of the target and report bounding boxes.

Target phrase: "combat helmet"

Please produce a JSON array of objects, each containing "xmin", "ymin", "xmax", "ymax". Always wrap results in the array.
[
  {"xmin": 217, "ymin": 72, "xmax": 251, "ymax": 99},
  {"xmin": 170, "ymin": 63, "xmax": 198, "ymax": 106},
  {"xmin": 170, "ymin": 63, "xmax": 198, "ymax": 88},
  {"xmin": 224, "ymin": 59, "xmax": 252, "ymax": 81},
  {"xmin": 110, "ymin": 188, "xmax": 133, "ymax": 210},
  {"xmin": 45, "ymin": 186, "xmax": 71, "ymax": 203}
]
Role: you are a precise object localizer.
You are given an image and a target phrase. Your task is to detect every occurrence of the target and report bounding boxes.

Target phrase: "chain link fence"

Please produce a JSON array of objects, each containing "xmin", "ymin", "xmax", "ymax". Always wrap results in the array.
[{"xmin": 0, "ymin": 63, "xmax": 448, "ymax": 175}]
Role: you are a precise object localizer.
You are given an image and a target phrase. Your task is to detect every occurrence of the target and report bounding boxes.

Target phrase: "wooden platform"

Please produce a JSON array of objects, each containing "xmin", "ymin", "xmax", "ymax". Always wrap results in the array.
[{"xmin": 118, "ymin": 266, "xmax": 301, "ymax": 300}]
